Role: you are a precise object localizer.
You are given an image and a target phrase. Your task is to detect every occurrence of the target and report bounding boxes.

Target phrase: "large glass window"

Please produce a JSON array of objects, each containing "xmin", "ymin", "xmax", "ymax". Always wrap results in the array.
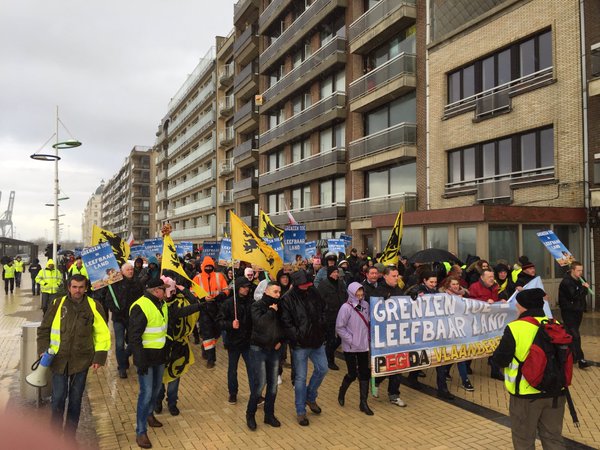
[
  {"xmin": 401, "ymin": 227, "xmax": 422, "ymax": 258},
  {"xmin": 489, "ymin": 225, "xmax": 517, "ymax": 266},
  {"xmin": 457, "ymin": 227, "xmax": 477, "ymax": 262},
  {"xmin": 292, "ymin": 138, "xmax": 311, "ymax": 162},
  {"xmin": 523, "ymin": 225, "xmax": 550, "ymax": 278},
  {"xmin": 426, "ymin": 227, "xmax": 448, "ymax": 250},
  {"xmin": 366, "ymin": 162, "xmax": 415, "ymax": 197},
  {"xmin": 365, "ymin": 91, "xmax": 416, "ymax": 135}
]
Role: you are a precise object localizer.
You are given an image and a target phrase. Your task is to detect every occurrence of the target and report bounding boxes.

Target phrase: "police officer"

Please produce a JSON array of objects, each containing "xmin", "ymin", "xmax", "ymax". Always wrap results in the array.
[
  {"xmin": 492, "ymin": 288, "xmax": 566, "ymax": 449},
  {"xmin": 36, "ymin": 259, "xmax": 63, "ymax": 314}
]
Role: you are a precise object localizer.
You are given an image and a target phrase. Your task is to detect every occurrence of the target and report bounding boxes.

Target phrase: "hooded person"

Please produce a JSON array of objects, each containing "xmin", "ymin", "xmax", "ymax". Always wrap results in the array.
[
  {"xmin": 244, "ymin": 267, "xmax": 258, "ymax": 298},
  {"xmin": 36, "ymin": 259, "xmax": 63, "ymax": 315},
  {"xmin": 133, "ymin": 257, "xmax": 145, "ymax": 282},
  {"xmin": 139, "ymin": 256, "xmax": 161, "ymax": 287},
  {"xmin": 314, "ymin": 252, "xmax": 344, "ymax": 288},
  {"xmin": 192, "ymin": 256, "xmax": 229, "ymax": 367},
  {"xmin": 317, "ymin": 266, "xmax": 347, "ymax": 370}
]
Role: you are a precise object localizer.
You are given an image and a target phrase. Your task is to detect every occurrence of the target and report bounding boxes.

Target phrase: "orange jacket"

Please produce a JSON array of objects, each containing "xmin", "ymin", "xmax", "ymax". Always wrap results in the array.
[{"xmin": 193, "ymin": 256, "xmax": 229, "ymax": 299}]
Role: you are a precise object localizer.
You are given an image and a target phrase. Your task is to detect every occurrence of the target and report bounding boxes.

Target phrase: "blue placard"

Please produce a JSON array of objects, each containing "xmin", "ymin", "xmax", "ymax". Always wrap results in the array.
[
  {"xmin": 144, "ymin": 238, "xmax": 163, "ymax": 258},
  {"xmin": 304, "ymin": 241, "xmax": 316, "ymax": 258},
  {"xmin": 264, "ymin": 237, "xmax": 284, "ymax": 261},
  {"xmin": 283, "ymin": 225, "xmax": 306, "ymax": 264},
  {"xmin": 536, "ymin": 230, "xmax": 575, "ymax": 267},
  {"xmin": 202, "ymin": 241, "xmax": 221, "ymax": 263},
  {"xmin": 327, "ymin": 239, "xmax": 346, "ymax": 255},
  {"xmin": 180, "ymin": 241, "xmax": 194, "ymax": 255},
  {"xmin": 218, "ymin": 238, "xmax": 232, "ymax": 266},
  {"xmin": 340, "ymin": 233, "xmax": 352, "ymax": 248},
  {"xmin": 129, "ymin": 245, "xmax": 146, "ymax": 259},
  {"xmin": 81, "ymin": 241, "xmax": 123, "ymax": 291}
]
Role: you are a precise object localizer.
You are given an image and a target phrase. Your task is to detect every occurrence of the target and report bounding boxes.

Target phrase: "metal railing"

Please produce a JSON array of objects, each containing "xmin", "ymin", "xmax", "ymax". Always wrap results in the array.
[
  {"xmin": 262, "ymin": 37, "xmax": 346, "ymax": 106},
  {"xmin": 171, "ymin": 195, "xmax": 216, "ymax": 217},
  {"xmin": 168, "ymin": 166, "xmax": 216, "ymax": 198},
  {"xmin": 219, "ymin": 62, "xmax": 234, "ymax": 85},
  {"xmin": 219, "ymin": 95, "xmax": 235, "ymax": 116},
  {"xmin": 171, "ymin": 223, "xmax": 216, "ymax": 239},
  {"xmin": 260, "ymin": 148, "xmax": 346, "ymax": 187},
  {"xmin": 168, "ymin": 82, "xmax": 216, "ymax": 136},
  {"xmin": 233, "ymin": 99, "xmax": 255, "ymax": 125},
  {"xmin": 234, "ymin": 175, "xmax": 258, "ymax": 193},
  {"xmin": 349, "ymin": 192, "xmax": 417, "ymax": 219},
  {"xmin": 259, "ymin": 92, "xmax": 346, "ymax": 146},
  {"xmin": 168, "ymin": 109, "xmax": 216, "ymax": 157},
  {"xmin": 349, "ymin": 53, "xmax": 416, "ymax": 101},
  {"xmin": 233, "ymin": 25, "xmax": 256, "ymax": 55},
  {"xmin": 169, "ymin": 136, "xmax": 215, "ymax": 178},
  {"xmin": 445, "ymin": 166, "xmax": 555, "ymax": 190},
  {"xmin": 219, "ymin": 159, "xmax": 234, "ymax": 176},
  {"xmin": 168, "ymin": 47, "xmax": 215, "ymax": 113},
  {"xmin": 219, "ymin": 126, "xmax": 235, "ymax": 146},
  {"xmin": 259, "ymin": 0, "xmax": 293, "ymax": 32},
  {"xmin": 349, "ymin": 0, "xmax": 415, "ymax": 43},
  {"xmin": 219, "ymin": 190, "xmax": 234, "ymax": 204},
  {"xmin": 349, "ymin": 122, "xmax": 416, "ymax": 161},
  {"xmin": 234, "ymin": 0, "xmax": 255, "ymax": 23},
  {"xmin": 269, "ymin": 203, "xmax": 346, "ymax": 224},
  {"xmin": 233, "ymin": 137, "xmax": 258, "ymax": 161},
  {"xmin": 234, "ymin": 61, "xmax": 257, "ymax": 92}
]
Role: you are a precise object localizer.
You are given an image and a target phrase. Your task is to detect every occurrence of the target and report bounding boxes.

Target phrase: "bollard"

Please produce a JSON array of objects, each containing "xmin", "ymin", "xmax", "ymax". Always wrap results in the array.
[{"xmin": 20, "ymin": 322, "xmax": 52, "ymax": 404}]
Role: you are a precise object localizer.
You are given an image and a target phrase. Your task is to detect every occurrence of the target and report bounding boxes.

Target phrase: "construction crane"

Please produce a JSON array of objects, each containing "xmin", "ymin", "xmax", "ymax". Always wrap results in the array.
[{"xmin": 0, "ymin": 191, "xmax": 15, "ymax": 238}]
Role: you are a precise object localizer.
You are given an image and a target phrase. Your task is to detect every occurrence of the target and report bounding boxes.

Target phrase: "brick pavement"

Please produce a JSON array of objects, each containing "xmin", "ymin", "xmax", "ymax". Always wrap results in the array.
[{"xmin": 2, "ymin": 283, "xmax": 599, "ymax": 449}]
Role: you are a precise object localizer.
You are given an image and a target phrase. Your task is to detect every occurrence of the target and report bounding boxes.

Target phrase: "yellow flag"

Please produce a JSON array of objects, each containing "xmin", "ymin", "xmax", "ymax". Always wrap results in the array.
[
  {"xmin": 231, "ymin": 212, "xmax": 283, "ymax": 279},
  {"xmin": 162, "ymin": 234, "xmax": 208, "ymax": 298},
  {"xmin": 91, "ymin": 224, "xmax": 130, "ymax": 266},
  {"xmin": 378, "ymin": 208, "xmax": 403, "ymax": 266},
  {"xmin": 259, "ymin": 209, "xmax": 284, "ymax": 240}
]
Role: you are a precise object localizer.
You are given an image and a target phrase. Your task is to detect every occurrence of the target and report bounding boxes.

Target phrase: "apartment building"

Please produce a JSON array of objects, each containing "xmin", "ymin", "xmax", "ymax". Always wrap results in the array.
[
  {"xmin": 81, "ymin": 180, "xmax": 104, "ymax": 246},
  {"xmin": 102, "ymin": 146, "xmax": 153, "ymax": 241}
]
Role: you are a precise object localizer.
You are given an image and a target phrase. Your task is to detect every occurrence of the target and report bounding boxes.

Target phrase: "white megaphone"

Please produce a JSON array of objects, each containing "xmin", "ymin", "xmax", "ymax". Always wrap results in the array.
[{"xmin": 26, "ymin": 349, "xmax": 55, "ymax": 388}]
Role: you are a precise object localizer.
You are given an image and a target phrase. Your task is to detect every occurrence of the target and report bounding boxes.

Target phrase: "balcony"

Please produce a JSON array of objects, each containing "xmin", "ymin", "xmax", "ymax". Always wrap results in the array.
[
  {"xmin": 156, "ymin": 190, "xmax": 168, "ymax": 202},
  {"xmin": 171, "ymin": 223, "xmax": 216, "ymax": 240},
  {"xmin": 259, "ymin": 92, "xmax": 346, "ymax": 153},
  {"xmin": 234, "ymin": 62, "xmax": 258, "ymax": 100},
  {"xmin": 219, "ymin": 159, "xmax": 234, "ymax": 177},
  {"xmin": 349, "ymin": 192, "xmax": 417, "ymax": 220},
  {"xmin": 233, "ymin": 25, "xmax": 258, "ymax": 67},
  {"xmin": 261, "ymin": 36, "xmax": 346, "ymax": 114},
  {"xmin": 157, "ymin": 169, "xmax": 168, "ymax": 183},
  {"xmin": 219, "ymin": 95, "xmax": 234, "ymax": 117},
  {"xmin": 269, "ymin": 203, "xmax": 346, "ymax": 226},
  {"xmin": 233, "ymin": 175, "xmax": 258, "ymax": 201},
  {"xmin": 258, "ymin": 0, "xmax": 293, "ymax": 34},
  {"xmin": 259, "ymin": 0, "xmax": 347, "ymax": 73},
  {"xmin": 349, "ymin": 122, "xmax": 416, "ymax": 170},
  {"xmin": 169, "ymin": 136, "xmax": 215, "ymax": 179},
  {"xmin": 168, "ymin": 109, "xmax": 216, "ymax": 158},
  {"xmin": 219, "ymin": 126, "xmax": 235, "ymax": 148},
  {"xmin": 241, "ymin": 215, "xmax": 258, "ymax": 229},
  {"xmin": 156, "ymin": 209, "xmax": 168, "ymax": 221},
  {"xmin": 169, "ymin": 82, "xmax": 215, "ymax": 136},
  {"xmin": 233, "ymin": 99, "xmax": 257, "ymax": 134},
  {"xmin": 233, "ymin": 137, "xmax": 258, "ymax": 167},
  {"xmin": 234, "ymin": 0, "xmax": 258, "ymax": 25},
  {"xmin": 168, "ymin": 48, "xmax": 215, "ymax": 113},
  {"xmin": 349, "ymin": 0, "xmax": 416, "ymax": 55},
  {"xmin": 349, "ymin": 53, "xmax": 416, "ymax": 112},
  {"xmin": 171, "ymin": 195, "xmax": 216, "ymax": 218},
  {"xmin": 259, "ymin": 148, "xmax": 346, "ymax": 193},
  {"xmin": 219, "ymin": 190, "xmax": 234, "ymax": 205},
  {"xmin": 218, "ymin": 222, "xmax": 230, "ymax": 236},
  {"xmin": 219, "ymin": 62, "xmax": 234, "ymax": 87},
  {"xmin": 168, "ymin": 165, "xmax": 216, "ymax": 198}
]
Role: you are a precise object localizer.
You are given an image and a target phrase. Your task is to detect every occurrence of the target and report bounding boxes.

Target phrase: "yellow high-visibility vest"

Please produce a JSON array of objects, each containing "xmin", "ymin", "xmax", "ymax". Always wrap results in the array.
[
  {"xmin": 14, "ymin": 261, "xmax": 24, "ymax": 273},
  {"xmin": 3, "ymin": 265, "xmax": 15, "ymax": 279},
  {"xmin": 36, "ymin": 269, "xmax": 62, "ymax": 294},
  {"xmin": 130, "ymin": 296, "xmax": 168, "ymax": 349}
]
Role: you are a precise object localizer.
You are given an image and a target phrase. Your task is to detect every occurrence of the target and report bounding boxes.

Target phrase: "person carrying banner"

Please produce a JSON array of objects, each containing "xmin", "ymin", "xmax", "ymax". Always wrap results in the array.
[
  {"xmin": 280, "ymin": 270, "xmax": 328, "ymax": 426},
  {"xmin": 492, "ymin": 288, "xmax": 567, "ymax": 449},
  {"xmin": 104, "ymin": 263, "xmax": 143, "ymax": 379},
  {"xmin": 515, "ymin": 262, "xmax": 536, "ymax": 290},
  {"xmin": 559, "ymin": 261, "xmax": 591, "ymax": 369},
  {"xmin": 37, "ymin": 274, "xmax": 110, "ymax": 437},
  {"xmin": 317, "ymin": 266, "xmax": 347, "ymax": 371},
  {"xmin": 336, "ymin": 282, "xmax": 373, "ymax": 415},
  {"xmin": 36, "ymin": 259, "xmax": 63, "ymax": 314}
]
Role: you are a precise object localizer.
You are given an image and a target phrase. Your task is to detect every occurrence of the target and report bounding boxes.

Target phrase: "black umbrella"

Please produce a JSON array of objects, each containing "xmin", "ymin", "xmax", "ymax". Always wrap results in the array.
[{"xmin": 407, "ymin": 248, "xmax": 462, "ymax": 265}]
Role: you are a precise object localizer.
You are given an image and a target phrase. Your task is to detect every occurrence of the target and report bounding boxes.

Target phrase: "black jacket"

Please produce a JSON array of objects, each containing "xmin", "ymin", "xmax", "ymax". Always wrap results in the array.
[
  {"xmin": 198, "ymin": 298, "xmax": 222, "ymax": 340},
  {"xmin": 376, "ymin": 282, "xmax": 404, "ymax": 299},
  {"xmin": 558, "ymin": 274, "xmax": 588, "ymax": 313},
  {"xmin": 128, "ymin": 291, "xmax": 167, "ymax": 370},
  {"xmin": 515, "ymin": 271, "xmax": 536, "ymax": 288},
  {"xmin": 250, "ymin": 294, "xmax": 284, "ymax": 350},
  {"xmin": 317, "ymin": 277, "xmax": 347, "ymax": 326},
  {"xmin": 362, "ymin": 280, "xmax": 379, "ymax": 302},
  {"xmin": 104, "ymin": 276, "xmax": 144, "ymax": 323},
  {"xmin": 217, "ymin": 293, "xmax": 253, "ymax": 349},
  {"xmin": 280, "ymin": 286, "xmax": 326, "ymax": 349}
]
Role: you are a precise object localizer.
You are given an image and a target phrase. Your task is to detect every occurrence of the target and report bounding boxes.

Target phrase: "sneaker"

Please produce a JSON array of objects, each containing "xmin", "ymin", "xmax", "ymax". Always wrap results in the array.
[
  {"xmin": 461, "ymin": 380, "xmax": 475, "ymax": 392},
  {"xmin": 228, "ymin": 393, "xmax": 237, "ymax": 405},
  {"xmin": 297, "ymin": 414, "xmax": 309, "ymax": 426},
  {"xmin": 389, "ymin": 397, "xmax": 407, "ymax": 407},
  {"xmin": 277, "ymin": 375, "xmax": 282, "ymax": 385},
  {"xmin": 437, "ymin": 390, "xmax": 455, "ymax": 401},
  {"xmin": 257, "ymin": 396, "xmax": 265, "ymax": 407},
  {"xmin": 306, "ymin": 401, "xmax": 322, "ymax": 414},
  {"xmin": 264, "ymin": 416, "xmax": 281, "ymax": 427}
]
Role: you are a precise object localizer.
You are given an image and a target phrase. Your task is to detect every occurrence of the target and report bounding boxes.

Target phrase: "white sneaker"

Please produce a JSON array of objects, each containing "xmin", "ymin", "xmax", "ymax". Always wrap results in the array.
[
  {"xmin": 277, "ymin": 375, "xmax": 282, "ymax": 385},
  {"xmin": 390, "ymin": 397, "xmax": 407, "ymax": 407}
]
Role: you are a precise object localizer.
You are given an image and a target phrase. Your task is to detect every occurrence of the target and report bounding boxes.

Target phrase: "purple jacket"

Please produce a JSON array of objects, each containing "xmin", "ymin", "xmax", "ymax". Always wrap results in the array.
[{"xmin": 336, "ymin": 282, "xmax": 370, "ymax": 352}]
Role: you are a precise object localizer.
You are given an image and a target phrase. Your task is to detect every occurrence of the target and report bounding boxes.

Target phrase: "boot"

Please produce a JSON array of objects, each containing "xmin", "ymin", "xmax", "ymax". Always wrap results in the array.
[
  {"xmin": 359, "ymin": 380, "xmax": 374, "ymax": 416},
  {"xmin": 338, "ymin": 375, "xmax": 353, "ymax": 406}
]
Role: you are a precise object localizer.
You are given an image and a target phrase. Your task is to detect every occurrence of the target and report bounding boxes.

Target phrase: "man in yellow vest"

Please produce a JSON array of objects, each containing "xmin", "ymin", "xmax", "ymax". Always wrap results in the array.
[
  {"xmin": 68, "ymin": 256, "xmax": 89, "ymax": 279},
  {"xmin": 14, "ymin": 256, "xmax": 24, "ymax": 288},
  {"xmin": 492, "ymin": 288, "xmax": 566, "ymax": 449},
  {"xmin": 36, "ymin": 259, "xmax": 63, "ymax": 315},
  {"xmin": 3, "ymin": 259, "xmax": 15, "ymax": 294},
  {"xmin": 129, "ymin": 278, "xmax": 169, "ymax": 449},
  {"xmin": 37, "ymin": 274, "xmax": 110, "ymax": 436}
]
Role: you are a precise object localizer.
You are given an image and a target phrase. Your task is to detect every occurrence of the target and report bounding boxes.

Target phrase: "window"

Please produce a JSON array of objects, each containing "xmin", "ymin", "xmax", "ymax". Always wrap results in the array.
[
  {"xmin": 319, "ymin": 177, "xmax": 345, "ymax": 204},
  {"xmin": 447, "ymin": 126, "xmax": 554, "ymax": 185},
  {"xmin": 457, "ymin": 227, "xmax": 476, "ymax": 262},
  {"xmin": 523, "ymin": 225, "xmax": 551, "ymax": 278},
  {"xmin": 366, "ymin": 162, "xmax": 416, "ymax": 197},
  {"xmin": 426, "ymin": 227, "xmax": 448, "ymax": 250},
  {"xmin": 365, "ymin": 91, "xmax": 416, "ymax": 135},
  {"xmin": 489, "ymin": 225, "xmax": 517, "ymax": 266},
  {"xmin": 292, "ymin": 185, "xmax": 311, "ymax": 209},
  {"xmin": 401, "ymin": 227, "xmax": 422, "ymax": 257},
  {"xmin": 447, "ymin": 29, "xmax": 552, "ymax": 103},
  {"xmin": 268, "ymin": 150, "xmax": 284, "ymax": 171},
  {"xmin": 292, "ymin": 138, "xmax": 311, "ymax": 162},
  {"xmin": 365, "ymin": 25, "xmax": 416, "ymax": 70}
]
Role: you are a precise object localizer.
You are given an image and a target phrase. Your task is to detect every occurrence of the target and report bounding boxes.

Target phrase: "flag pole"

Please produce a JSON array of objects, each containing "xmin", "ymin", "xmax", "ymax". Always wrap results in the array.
[{"xmin": 230, "ymin": 222, "xmax": 238, "ymax": 323}]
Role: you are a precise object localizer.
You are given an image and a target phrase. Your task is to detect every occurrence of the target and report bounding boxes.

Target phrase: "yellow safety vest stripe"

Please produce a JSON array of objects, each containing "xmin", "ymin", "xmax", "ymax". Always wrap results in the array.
[
  {"xmin": 130, "ymin": 296, "xmax": 168, "ymax": 349},
  {"xmin": 36, "ymin": 269, "xmax": 62, "ymax": 293}
]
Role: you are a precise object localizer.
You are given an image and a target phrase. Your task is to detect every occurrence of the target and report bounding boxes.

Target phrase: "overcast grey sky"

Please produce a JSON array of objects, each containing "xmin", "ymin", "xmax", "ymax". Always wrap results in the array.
[{"xmin": 0, "ymin": 0, "xmax": 235, "ymax": 242}]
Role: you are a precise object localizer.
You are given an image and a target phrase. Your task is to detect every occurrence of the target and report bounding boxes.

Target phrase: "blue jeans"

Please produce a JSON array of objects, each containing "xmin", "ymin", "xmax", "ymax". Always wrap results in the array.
[
  {"xmin": 227, "ymin": 346, "xmax": 252, "ymax": 395},
  {"xmin": 246, "ymin": 345, "xmax": 279, "ymax": 417},
  {"xmin": 157, "ymin": 378, "xmax": 180, "ymax": 408},
  {"xmin": 292, "ymin": 345, "xmax": 328, "ymax": 415},
  {"xmin": 51, "ymin": 369, "xmax": 88, "ymax": 434},
  {"xmin": 136, "ymin": 364, "xmax": 164, "ymax": 435},
  {"xmin": 113, "ymin": 321, "xmax": 131, "ymax": 371}
]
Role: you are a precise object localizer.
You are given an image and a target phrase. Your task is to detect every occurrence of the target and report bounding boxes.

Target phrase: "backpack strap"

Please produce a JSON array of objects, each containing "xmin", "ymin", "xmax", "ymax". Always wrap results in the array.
[
  {"xmin": 348, "ymin": 301, "xmax": 370, "ymax": 331},
  {"xmin": 519, "ymin": 316, "xmax": 542, "ymax": 326}
]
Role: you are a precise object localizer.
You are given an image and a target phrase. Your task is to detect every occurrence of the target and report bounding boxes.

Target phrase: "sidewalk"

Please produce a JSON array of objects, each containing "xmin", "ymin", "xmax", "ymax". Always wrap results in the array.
[{"xmin": 1, "ymin": 283, "xmax": 598, "ymax": 449}]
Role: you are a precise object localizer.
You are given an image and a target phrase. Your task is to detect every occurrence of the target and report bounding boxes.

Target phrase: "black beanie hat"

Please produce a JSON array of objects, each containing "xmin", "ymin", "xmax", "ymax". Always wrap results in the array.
[
  {"xmin": 516, "ymin": 288, "xmax": 545, "ymax": 309},
  {"xmin": 327, "ymin": 266, "xmax": 339, "ymax": 277}
]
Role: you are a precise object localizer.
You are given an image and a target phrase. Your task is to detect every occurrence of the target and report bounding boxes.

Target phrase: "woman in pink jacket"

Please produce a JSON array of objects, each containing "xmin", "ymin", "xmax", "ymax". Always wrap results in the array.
[{"xmin": 335, "ymin": 282, "xmax": 373, "ymax": 415}]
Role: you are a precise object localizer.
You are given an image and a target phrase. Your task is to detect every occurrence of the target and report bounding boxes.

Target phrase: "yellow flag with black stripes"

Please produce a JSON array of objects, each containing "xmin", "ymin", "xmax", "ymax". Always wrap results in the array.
[
  {"xmin": 378, "ymin": 208, "xmax": 403, "ymax": 266},
  {"xmin": 91, "ymin": 224, "xmax": 130, "ymax": 266},
  {"xmin": 162, "ymin": 234, "xmax": 208, "ymax": 299},
  {"xmin": 259, "ymin": 209, "xmax": 284, "ymax": 240},
  {"xmin": 232, "ymin": 212, "xmax": 282, "ymax": 279}
]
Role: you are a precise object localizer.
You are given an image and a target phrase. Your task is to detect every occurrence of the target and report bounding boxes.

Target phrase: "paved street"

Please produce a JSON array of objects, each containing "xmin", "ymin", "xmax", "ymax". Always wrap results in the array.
[{"xmin": 1, "ymin": 281, "xmax": 599, "ymax": 449}]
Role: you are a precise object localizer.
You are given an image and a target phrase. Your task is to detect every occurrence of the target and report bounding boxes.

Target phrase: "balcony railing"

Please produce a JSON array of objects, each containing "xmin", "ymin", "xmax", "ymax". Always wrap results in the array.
[
  {"xmin": 445, "ymin": 166, "xmax": 555, "ymax": 191},
  {"xmin": 219, "ymin": 62, "xmax": 234, "ymax": 86},
  {"xmin": 258, "ymin": 0, "xmax": 293, "ymax": 33},
  {"xmin": 219, "ymin": 126, "xmax": 235, "ymax": 147},
  {"xmin": 241, "ymin": 215, "xmax": 258, "ymax": 228},
  {"xmin": 234, "ymin": 0, "xmax": 256, "ymax": 23},
  {"xmin": 349, "ymin": 122, "xmax": 416, "ymax": 161},
  {"xmin": 219, "ymin": 159, "xmax": 234, "ymax": 176},
  {"xmin": 259, "ymin": 92, "xmax": 345, "ymax": 146},
  {"xmin": 349, "ymin": 53, "xmax": 416, "ymax": 102},
  {"xmin": 349, "ymin": 0, "xmax": 415, "ymax": 44},
  {"xmin": 269, "ymin": 203, "xmax": 346, "ymax": 225},
  {"xmin": 219, "ymin": 95, "xmax": 234, "ymax": 116},
  {"xmin": 156, "ymin": 209, "xmax": 168, "ymax": 221},
  {"xmin": 157, "ymin": 169, "xmax": 168, "ymax": 183},
  {"xmin": 233, "ymin": 25, "xmax": 256, "ymax": 55},
  {"xmin": 219, "ymin": 190, "xmax": 234, "ymax": 205},
  {"xmin": 233, "ymin": 137, "xmax": 258, "ymax": 162},
  {"xmin": 234, "ymin": 62, "xmax": 257, "ymax": 92},
  {"xmin": 233, "ymin": 99, "xmax": 255, "ymax": 125},
  {"xmin": 168, "ymin": 47, "xmax": 215, "ymax": 113},
  {"xmin": 349, "ymin": 192, "xmax": 417, "ymax": 219},
  {"xmin": 168, "ymin": 166, "xmax": 216, "ymax": 198},
  {"xmin": 171, "ymin": 223, "xmax": 216, "ymax": 239},
  {"xmin": 234, "ymin": 175, "xmax": 258, "ymax": 193},
  {"xmin": 262, "ymin": 37, "xmax": 346, "ymax": 108},
  {"xmin": 169, "ymin": 81, "xmax": 215, "ymax": 135},
  {"xmin": 171, "ymin": 195, "xmax": 216, "ymax": 218},
  {"xmin": 168, "ymin": 109, "xmax": 216, "ymax": 157},
  {"xmin": 260, "ymin": 148, "xmax": 346, "ymax": 187},
  {"xmin": 169, "ymin": 136, "xmax": 215, "ymax": 178}
]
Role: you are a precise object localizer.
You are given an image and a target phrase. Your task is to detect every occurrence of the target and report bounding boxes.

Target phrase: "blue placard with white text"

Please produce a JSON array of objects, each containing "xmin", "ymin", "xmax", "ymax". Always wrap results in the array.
[
  {"xmin": 202, "ymin": 241, "xmax": 221, "ymax": 263},
  {"xmin": 264, "ymin": 237, "xmax": 284, "ymax": 261},
  {"xmin": 283, "ymin": 225, "xmax": 306, "ymax": 264},
  {"xmin": 536, "ymin": 230, "xmax": 575, "ymax": 267},
  {"xmin": 81, "ymin": 241, "xmax": 123, "ymax": 291},
  {"xmin": 218, "ymin": 238, "xmax": 232, "ymax": 266},
  {"xmin": 340, "ymin": 234, "xmax": 352, "ymax": 248},
  {"xmin": 327, "ymin": 239, "xmax": 346, "ymax": 255},
  {"xmin": 144, "ymin": 238, "xmax": 163, "ymax": 258},
  {"xmin": 304, "ymin": 241, "xmax": 316, "ymax": 258}
]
